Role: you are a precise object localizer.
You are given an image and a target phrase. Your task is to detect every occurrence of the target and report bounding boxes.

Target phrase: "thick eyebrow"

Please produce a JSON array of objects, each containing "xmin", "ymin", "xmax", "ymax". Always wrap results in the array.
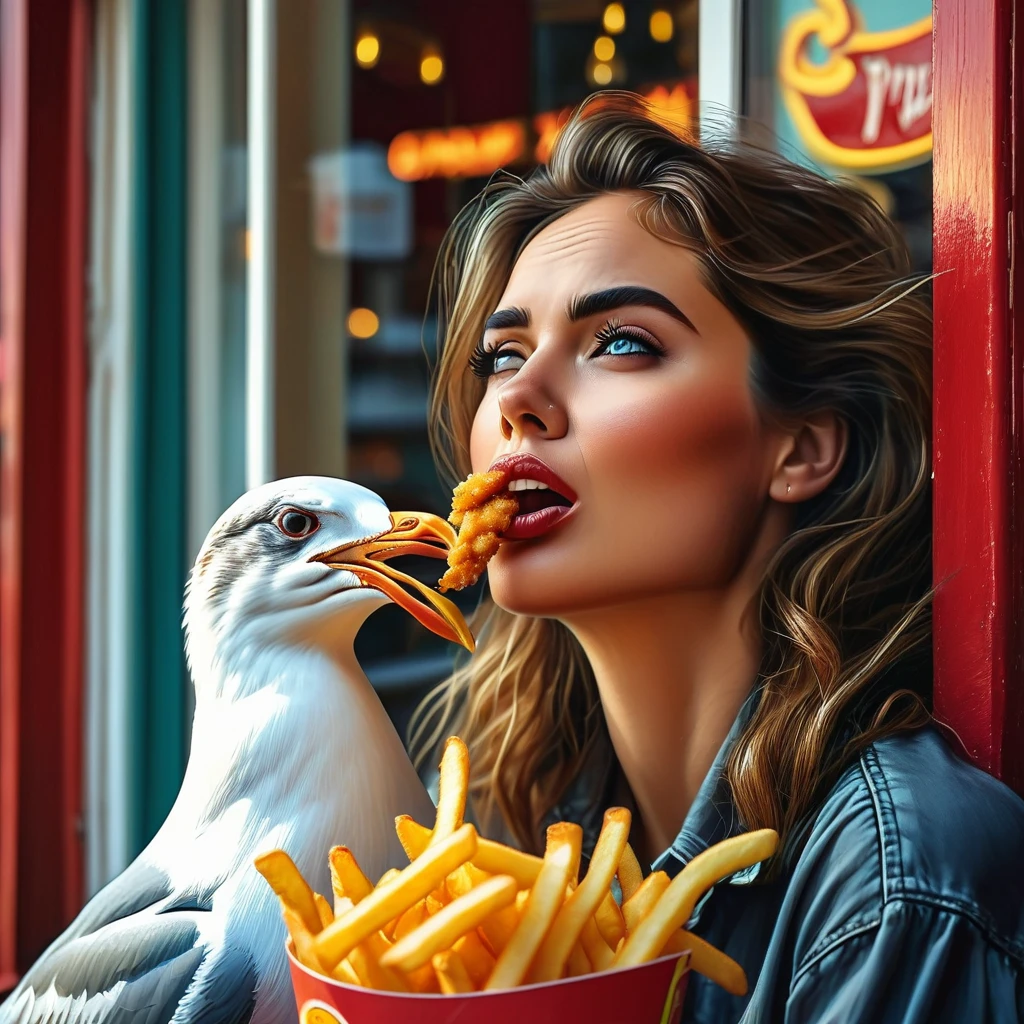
[
  {"xmin": 567, "ymin": 286, "xmax": 699, "ymax": 334},
  {"xmin": 483, "ymin": 305, "xmax": 531, "ymax": 331}
]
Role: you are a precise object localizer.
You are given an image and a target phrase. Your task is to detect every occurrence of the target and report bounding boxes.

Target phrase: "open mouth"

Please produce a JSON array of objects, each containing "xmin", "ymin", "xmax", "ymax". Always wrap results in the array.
[
  {"xmin": 506, "ymin": 485, "xmax": 574, "ymax": 517},
  {"xmin": 312, "ymin": 512, "xmax": 475, "ymax": 651},
  {"xmin": 492, "ymin": 454, "xmax": 579, "ymax": 541}
]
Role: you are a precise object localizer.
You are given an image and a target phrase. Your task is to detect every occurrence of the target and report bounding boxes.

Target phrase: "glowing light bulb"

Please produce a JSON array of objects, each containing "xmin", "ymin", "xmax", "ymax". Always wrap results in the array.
[
  {"xmin": 593, "ymin": 35, "xmax": 615, "ymax": 62},
  {"xmin": 420, "ymin": 53, "xmax": 444, "ymax": 85},
  {"xmin": 348, "ymin": 308, "xmax": 380, "ymax": 339},
  {"xmin": 602, "ymin": 3, "xmax": 625, "ymax": 34},
  {"xmin": 592, "ymin": 62, "xmax": 613, "ymax": 86},
  {"xmin": 650, "ymin": 10, "xmax": 674, "ymax": 42},
  {"xmin": 355, "ymin": 34, "xmax": 380, "ymax": 68}
]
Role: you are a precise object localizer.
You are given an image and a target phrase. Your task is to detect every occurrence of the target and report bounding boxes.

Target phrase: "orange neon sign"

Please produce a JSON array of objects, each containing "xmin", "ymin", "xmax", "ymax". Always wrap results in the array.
[
  {"xmin": 387, "ymin": 121, "xmax": 526, "ymax": 182},
  {"xmin": 388, "ymin": 83, "xmax": 694, "ymax": 182}
]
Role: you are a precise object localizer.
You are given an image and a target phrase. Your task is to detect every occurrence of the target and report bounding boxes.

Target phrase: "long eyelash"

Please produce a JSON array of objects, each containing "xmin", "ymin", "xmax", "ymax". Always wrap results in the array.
[
  {"xmin": 593, "ymin": 320, "xmax": 662, "ymax": 353},
  {"xmin": 468, "ymin": 342, "xmax": 496, "ymax": 378}
]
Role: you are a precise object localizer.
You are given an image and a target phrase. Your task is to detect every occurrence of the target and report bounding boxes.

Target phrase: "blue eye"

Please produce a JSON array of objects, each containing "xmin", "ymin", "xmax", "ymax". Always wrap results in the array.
[
  {"xmin": 593, "ymin": 323, "xmax": 662, "ymax": 358},
  {"xmin": 493, "ymin": 351, "xmax": 526, "ymax": 373},
  {"xmin": 605, "ymin": 336, "xmax": 650, "ymax": 355},
  {"xmin": 469, "ymin": 344, "xmax": 526, "ymax": 378}
]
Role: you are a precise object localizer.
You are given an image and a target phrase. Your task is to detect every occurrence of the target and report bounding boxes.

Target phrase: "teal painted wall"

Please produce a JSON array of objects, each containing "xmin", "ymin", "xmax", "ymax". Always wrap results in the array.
[
  {"xmin": 130, "ymin": 0, "xmax": 189, "ymax": 854},
  {"xmin": 770, "ymin": 0, "xmax": 932, "ymax": 171}
]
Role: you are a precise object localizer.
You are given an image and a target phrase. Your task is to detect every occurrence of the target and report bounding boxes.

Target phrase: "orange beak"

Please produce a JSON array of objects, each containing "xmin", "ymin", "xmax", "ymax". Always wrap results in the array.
[{"xmin": 313, "ymin": 511, "xmax": 475, "ymax": 652}]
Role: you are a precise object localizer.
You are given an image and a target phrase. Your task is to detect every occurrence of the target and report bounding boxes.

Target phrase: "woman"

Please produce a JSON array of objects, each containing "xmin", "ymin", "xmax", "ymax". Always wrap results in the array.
[{"xmin": 413, "ymin": 93, "xmax": 1024, "ymax": 1022}]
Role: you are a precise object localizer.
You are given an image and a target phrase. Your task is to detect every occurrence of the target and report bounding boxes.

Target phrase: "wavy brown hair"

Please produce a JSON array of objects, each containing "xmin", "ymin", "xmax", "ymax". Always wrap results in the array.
[{"xmin": 411, "ymin": 93, "xmax": 932, "ymax": 859}]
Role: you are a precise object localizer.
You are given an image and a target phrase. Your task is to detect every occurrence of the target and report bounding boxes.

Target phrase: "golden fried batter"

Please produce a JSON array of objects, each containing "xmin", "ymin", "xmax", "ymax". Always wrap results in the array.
[{"xmin": 438, "ymin": 470, "xmax": 518, "ymax": 592}]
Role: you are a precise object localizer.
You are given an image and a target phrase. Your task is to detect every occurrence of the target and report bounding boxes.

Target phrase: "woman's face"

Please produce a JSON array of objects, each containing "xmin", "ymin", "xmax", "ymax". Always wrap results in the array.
[{"xmin": 468, "ymin": 191, "xmax": 789, "ymax": 619}]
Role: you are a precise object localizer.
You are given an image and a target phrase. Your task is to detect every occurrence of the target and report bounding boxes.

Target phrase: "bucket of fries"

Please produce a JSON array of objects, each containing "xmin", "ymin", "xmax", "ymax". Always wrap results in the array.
[{"xmin": 256, "ymin": 738, "xmax": 777, "ymax": 1024}]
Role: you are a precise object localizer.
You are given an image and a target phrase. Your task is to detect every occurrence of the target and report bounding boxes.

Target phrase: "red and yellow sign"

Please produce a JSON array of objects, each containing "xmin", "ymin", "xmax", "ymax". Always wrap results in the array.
[{"xmin": 779, "ymin": 0, "xmax": 931, "ymax": 172}]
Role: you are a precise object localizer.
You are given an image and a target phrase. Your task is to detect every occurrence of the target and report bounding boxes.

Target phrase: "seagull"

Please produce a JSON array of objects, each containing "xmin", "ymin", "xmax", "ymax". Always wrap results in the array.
[{"xmin": 0, "ymin": 476, "xmax": 474, "ymax": 1024}]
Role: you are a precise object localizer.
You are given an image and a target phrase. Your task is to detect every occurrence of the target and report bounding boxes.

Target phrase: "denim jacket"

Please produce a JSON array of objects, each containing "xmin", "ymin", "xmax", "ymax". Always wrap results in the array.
[{"xmin": 647, "ymin": 696, "xmax": 1024, "ymax": 1023}]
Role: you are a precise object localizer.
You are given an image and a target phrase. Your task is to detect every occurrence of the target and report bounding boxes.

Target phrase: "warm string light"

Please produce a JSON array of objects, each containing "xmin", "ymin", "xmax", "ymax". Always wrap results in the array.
[
  {"xmin": 602, "ymin": 2, "xmax": 625, "ymax": 34},
  {"xmin": 354, "ymin": 33, "xmax": 380, "ymax": 68},
  {"xmin": 420, "ymin": 51, "xmax": 444, "ymax": 85},
  {"xmin": 593, "ymin": 35, "xmax": 615, "ymax": 62},
  {"xmin": 592, "ymin": 63, "xmax": 613, "ymax": 85},
  {"xmin": 649, "ymin": 10, "xmax": 674, "ymax": 43},
  {"xmin": 347, "ymin": 308, "xmax": 380, "ymax": 339}
]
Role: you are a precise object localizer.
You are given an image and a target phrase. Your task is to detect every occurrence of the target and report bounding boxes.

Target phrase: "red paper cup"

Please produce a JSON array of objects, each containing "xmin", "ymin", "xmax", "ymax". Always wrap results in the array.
[{"xmin": 288, "ymin": 944, "xmax": 690, "ymax": 1024}]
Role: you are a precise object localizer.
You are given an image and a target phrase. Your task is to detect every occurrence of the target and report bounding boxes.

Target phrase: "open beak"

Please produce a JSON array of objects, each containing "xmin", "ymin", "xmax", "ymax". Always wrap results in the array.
[{"xmin": 312, "ymin": 511, "xmax": 475, "ymax": 652}]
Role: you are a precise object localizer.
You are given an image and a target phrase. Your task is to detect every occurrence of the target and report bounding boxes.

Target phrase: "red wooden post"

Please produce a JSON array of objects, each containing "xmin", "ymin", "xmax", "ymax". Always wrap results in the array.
[
  {"xmin": 0, "ymin": 0, "xmax": 89, "ymax": 986},
  {"xmin": 932, "ymin": 0, "xmax": 1023, "ymax": 794},
  {"xmin": 0, "ymin": 0, "xmax": 29, "ymax": 992}
]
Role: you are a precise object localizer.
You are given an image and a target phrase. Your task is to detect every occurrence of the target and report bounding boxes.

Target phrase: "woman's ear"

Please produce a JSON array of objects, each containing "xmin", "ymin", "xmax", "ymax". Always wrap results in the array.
[{"xmin": 769, "ymin": 412, "xmax": 848, "ymax": 503}]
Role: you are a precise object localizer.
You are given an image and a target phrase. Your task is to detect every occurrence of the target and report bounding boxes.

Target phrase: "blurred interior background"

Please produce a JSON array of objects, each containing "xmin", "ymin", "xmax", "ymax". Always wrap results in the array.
[{"xmin": 0, "ymin": 0, "xmax": 933, "ymax": 982}]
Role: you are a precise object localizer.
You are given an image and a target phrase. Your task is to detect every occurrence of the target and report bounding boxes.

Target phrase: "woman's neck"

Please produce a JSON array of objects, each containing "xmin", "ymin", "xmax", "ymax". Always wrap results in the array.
[{"xmin": 564, "ymin": 563, "xmax": 769, "ymax": 866}]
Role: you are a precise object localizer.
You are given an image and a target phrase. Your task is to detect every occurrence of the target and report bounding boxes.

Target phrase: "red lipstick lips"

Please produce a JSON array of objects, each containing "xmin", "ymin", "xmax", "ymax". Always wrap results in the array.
[{"xmin": 489, "ymin": 453, "xmax": 578, "ymax": 541}]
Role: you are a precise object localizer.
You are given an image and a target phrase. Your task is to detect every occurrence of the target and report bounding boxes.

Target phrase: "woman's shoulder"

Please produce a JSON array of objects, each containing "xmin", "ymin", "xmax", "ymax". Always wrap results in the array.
[
  {"xmin": 788, "ymin": 724, "xmax": 1024, "ymax": 963},
  {"xmin": 828, "ymin": 725, "xmax": 1024, "ymax": 885}
]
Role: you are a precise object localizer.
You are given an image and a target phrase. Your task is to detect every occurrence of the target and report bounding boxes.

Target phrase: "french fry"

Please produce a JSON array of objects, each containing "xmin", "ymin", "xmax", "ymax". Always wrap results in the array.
[
  {"xmin": 260, "ymin": 736, "xmax": 754, "ymax": 998},
  {"xmin": 330, "ymin": 958, "xmax": 361, "ymax": 987},
  {"xmin": 433, "ymin": 949, "xmax": 475, "ymax": 994},
  {"xmin": 282, "ymin": 905, "xmax": 325, "ymax": 973},
  {"xmin": 347, "ymin": 934, "xmax": 409, "ymax": 994},
  {"xmin": 474, "ymin": 841, "xmax": 544, "ymax": 887},
  {"xmin": 477, "ymin": 901, "xmax": 520, "ymax": 956},
  {"xmin": 661, "ymin": 929, "xmax": 748, "ymax": 997},
  {"xmin": 395, "ymin": 814, "xmax": 423, "ymax": 861},
  {"xmin": 567, "ymin": 940, "xmax": 592, "ymax": 977},
  {"xmin": 453, "ymin": 930, "xmax": 496, "ymax": 987},
  {"xmin": 381, "ymin": 875, "xmax": 517, "ymax": 972},
  {"xmin": 255, "ymin": 850, "xmax": 321, "ymax": 935},
  {"xmin": 595, "ymin": 891, "xmax": 626, "ymax": 947},
  {"xmin": 485, "ymin": 825, "xmax": 579, "ymax": 990},
  {"xmin": 392, "ymin": 898, "xmax": 428, "ymax": 941},
  {"xmin": 615, "ymin": 829, "xmax": 778, "ymax": 968},
  {"xmin": 329, "ymin": 845, "xmax": 373, "ymax": 904},
  {"xmin": 398, "ymin": 815, "xmax": 545, "ymax": 888},
  {"xmin": 446, "ymin": 861, "xmax": 491, "ymax": 901},
  {"xmin": 313, "ymin": 892, "xmax": 334, "ymax": 929},
  {"xmin": 621, "ymin": 870, "xmax": 670, "ymax": 932},
  {"xmin": 330, "ymin": 897, "xmax": 408, "ymax": 992},
  {"xmin": 313, "ymin": 823, "xmax": 479, "ymax": 969},
  {"xmin": 406, "ymin": 962, "xmax": 441, "ymax": 994},
  {"xmin": 617, "ymin": 842, "xmax": 644, "ymax": 901},
  {"xmin": 529, "ymin": 808, "xmax": 631, "ymax": 982},
  {"xmin": 430, "ymin": 736, "xmax": 470, "ymax": 846},
  {"xmin": 580, "ymin": 915, "xmax": 615, "ymax": 971}
]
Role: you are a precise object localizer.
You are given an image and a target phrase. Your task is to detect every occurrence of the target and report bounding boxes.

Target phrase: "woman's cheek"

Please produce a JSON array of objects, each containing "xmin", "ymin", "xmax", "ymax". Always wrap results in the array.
[{"xmin": 469, "ymin": 394, "xmax": 502, "ymax": 473}]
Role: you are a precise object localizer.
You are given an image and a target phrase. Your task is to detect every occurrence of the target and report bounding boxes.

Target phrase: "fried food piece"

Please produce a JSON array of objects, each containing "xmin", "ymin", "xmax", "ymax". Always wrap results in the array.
[{"xmin": 438, "ymin": 470, "xmax": 518, "ymax": 592}]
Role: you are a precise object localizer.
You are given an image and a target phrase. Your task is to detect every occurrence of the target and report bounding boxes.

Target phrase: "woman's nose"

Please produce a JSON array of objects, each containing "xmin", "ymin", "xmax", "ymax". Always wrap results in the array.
[{"xmin": 495, "ymin": 372, "xmax": 568, "ymax": 442}]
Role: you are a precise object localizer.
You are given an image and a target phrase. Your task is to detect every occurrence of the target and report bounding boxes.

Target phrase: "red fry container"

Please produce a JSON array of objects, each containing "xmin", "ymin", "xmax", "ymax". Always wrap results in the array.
[{"xmin": 288, "ymin": 944, "xmax": 690, "ymax": 1024}]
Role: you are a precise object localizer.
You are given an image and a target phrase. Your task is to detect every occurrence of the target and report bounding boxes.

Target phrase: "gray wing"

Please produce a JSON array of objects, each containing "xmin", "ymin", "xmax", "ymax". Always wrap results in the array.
[
  {"xmin": 43, "ymin": 860, "xmax": 173, "ymax": 952},
  {"xmin": 0, "ymin": 913, "xmax": 256, "ymax": 1024}
]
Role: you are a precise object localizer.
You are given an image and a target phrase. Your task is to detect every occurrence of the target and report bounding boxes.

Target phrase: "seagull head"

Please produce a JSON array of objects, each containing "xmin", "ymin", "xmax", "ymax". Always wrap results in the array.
[{"xmin": 184, "ymin": 476, "xmax": 473, "ymax": 679}]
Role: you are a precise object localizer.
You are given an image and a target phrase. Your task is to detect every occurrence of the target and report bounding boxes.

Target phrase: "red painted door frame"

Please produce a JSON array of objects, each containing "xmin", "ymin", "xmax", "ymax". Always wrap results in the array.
[
  {"xmin": 932, "ymin": 0, "xmax": 1024, "ymax": 795},
  {"xmin": 0, "ymin": 0, "xmax": 89, "ymax": 987}
]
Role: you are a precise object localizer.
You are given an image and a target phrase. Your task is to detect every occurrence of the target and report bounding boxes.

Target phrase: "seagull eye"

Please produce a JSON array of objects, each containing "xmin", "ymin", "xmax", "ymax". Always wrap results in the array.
[{"xmin": 277, "ymin": 509, "xmax": 319, "ymax": 539}]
